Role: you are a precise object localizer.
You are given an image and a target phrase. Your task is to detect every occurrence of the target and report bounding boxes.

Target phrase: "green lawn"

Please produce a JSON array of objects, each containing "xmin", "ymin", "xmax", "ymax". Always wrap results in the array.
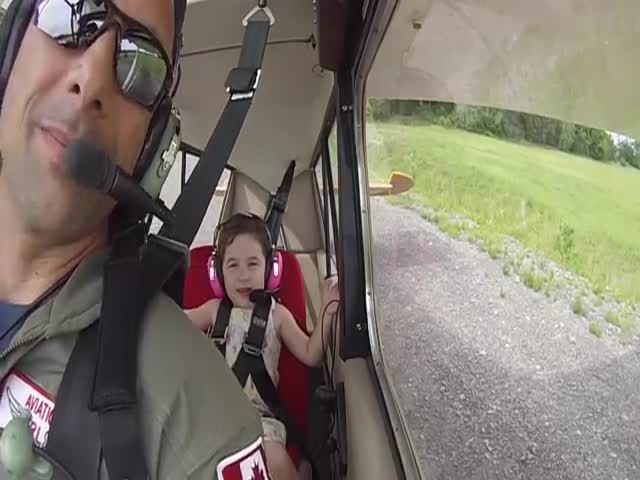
[{"xmin": 366, "ymin": 122, "xmax": 640, "ymax": 305}]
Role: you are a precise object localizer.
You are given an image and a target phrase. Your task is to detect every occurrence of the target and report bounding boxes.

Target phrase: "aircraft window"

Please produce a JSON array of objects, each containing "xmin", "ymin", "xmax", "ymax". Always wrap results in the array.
[
  {"xmin": 151, "ymin": 150, "xmax": 231, "ymax": 247},
  {"xmin": 363, "ymin": 97, "xmax": 640, "ymax": 477},
  {"xmin": 315, "ymin": 121, "xmax": 340, "ymax": 256}
]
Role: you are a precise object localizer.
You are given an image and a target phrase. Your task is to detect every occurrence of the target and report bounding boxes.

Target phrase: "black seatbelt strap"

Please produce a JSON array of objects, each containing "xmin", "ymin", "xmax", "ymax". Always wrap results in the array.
[
  {"xmin": 229, "ymin": 293, "xmax": 319, "ymax": 477},
  {"xmin": 242, "ymin": 292, "xmax": 271, "ymax": 356},
  {"xmin": 87, "ymin": 225, "xmax": 150, "ymax": 480},
  {"xmin": 159, "ymin": 9, "xmax": 272, "ymax": 246},
  {"xmin": 211, "ymin": 292, "xmax": 319, "ymax": 476},
  {"xmin": 93, "ymin": 233, "xmax": 187, "ymax": 480},
  {"xmin": 264, "ymin": 160, "xmax": 295, "ymax": 244},
  {"xmin": 46, "ymin": 230, "xmax": 188, "ymax": 480},
  {"xmin": 209, "ymin": 296, "xmax": 233, "ymax": 356},
  {"xmin": 47, "ymin": 323, "xmax": 101, "ymax": 480}
]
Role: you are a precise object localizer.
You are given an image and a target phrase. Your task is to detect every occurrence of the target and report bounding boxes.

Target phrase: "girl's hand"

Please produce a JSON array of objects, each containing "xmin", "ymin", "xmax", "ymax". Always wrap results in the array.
[{"xmin": 322, "ymin": 275, "xmax": 340, "ymax": 317}]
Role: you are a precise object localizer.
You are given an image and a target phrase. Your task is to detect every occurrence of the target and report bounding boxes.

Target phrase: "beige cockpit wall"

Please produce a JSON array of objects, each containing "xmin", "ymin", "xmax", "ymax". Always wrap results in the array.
[
  {"xmin": 177, "ymin": 0, "xmax": 334, "ymax": 193},
  {"xmin": 366, "ymin": 0, "xmax": 640, "ymax": 138}
]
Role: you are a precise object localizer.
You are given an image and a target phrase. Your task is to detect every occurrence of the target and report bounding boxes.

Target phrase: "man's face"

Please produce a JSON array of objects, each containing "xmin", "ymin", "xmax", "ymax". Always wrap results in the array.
[{"xmin": 0, "ymin": 0, "xmax": 175, "ymax": 244}]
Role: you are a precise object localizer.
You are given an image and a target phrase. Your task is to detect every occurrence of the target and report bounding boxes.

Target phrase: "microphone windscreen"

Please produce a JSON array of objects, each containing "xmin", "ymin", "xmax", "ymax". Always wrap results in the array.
[{"xmin": 62, "ymin": 138, "xmax": 114, "ymax": 193}]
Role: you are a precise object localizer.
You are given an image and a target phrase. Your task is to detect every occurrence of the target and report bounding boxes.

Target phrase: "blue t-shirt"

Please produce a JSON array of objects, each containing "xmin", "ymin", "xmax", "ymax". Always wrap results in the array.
[{"xmin": 0, "ymin": 302, "xmax": 31, "ymax": 352}]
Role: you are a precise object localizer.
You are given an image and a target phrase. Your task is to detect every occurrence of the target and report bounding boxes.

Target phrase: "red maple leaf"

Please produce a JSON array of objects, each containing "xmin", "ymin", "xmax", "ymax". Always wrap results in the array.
[{"xmin": 250, "ymin": 461, "xmax": 266, "ymax": 480}]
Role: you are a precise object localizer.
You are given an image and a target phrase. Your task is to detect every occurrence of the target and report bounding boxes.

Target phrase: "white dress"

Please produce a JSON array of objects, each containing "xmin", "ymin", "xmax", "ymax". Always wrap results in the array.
[{"xmin": 221, "ymin": 297, "xmax": 287, "ymax": 445}]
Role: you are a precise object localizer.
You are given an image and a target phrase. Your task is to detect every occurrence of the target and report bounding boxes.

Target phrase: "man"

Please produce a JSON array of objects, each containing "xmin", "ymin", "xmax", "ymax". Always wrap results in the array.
[{"xmin": 0, "ymin": 0, "xmax": 266, "ymax": 478}]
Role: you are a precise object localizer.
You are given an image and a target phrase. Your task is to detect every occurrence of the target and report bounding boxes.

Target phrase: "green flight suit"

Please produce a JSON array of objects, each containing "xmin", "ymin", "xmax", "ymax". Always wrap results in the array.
[{"xmin": 0, "ymin": 247, "xmax": 265, "ymax": 479}]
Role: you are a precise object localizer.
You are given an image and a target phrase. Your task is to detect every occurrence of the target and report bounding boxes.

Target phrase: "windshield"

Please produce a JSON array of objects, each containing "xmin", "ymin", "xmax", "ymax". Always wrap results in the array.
[{"xmin": 363, "ymin": 20, "xmax": 639, "ymax": 480}]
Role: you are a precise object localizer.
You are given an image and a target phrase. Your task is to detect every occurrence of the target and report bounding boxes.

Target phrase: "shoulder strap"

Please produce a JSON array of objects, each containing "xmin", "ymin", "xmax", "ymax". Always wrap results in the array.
[
  {"xmin": 158, "ymin": 12, "xmax": 271, "ymax": 246},
  {"xmin": 45, "ymin": 232, "xmax": 187, "ymax": 480},
  {"xmin": 47, "ymin": 323, "xmax": 101, "ymax": 480},
  {"xmin": 231, "ymin": 291, "xmax": 270, "ymax": 385},
  {"xmin": 230, "ymin": 293, "xmax": 317, "ymax": 475},
  {"xmin": 208, "ymin": 296, "xmax": 233, "ymax": 356}
]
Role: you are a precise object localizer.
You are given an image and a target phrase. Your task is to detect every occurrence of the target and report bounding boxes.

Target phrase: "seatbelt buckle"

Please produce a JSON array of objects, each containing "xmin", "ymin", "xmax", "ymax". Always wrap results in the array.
[
  {"xmin": 242, "ymin": 335, "xmax": 263, "ymax": 357},
  {"xmin": 225, "ymin": 67, "xmax": 262, "ymax": 101},
  {"xmin": 206, "ymin": 325, "xmax": 227, "ymax": 345}
]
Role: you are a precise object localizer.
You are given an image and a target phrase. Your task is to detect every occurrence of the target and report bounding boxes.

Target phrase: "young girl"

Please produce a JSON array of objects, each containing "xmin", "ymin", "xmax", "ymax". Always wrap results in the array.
[{"xmin": 185, "ymin": 213, "xmax": 339, "ymax": 480}]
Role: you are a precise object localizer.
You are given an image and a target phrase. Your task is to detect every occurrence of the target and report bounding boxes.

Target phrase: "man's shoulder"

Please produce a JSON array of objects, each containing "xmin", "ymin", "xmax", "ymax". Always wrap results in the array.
[
  {"xmin": 136, "ymin": 292, "xmax": 264, "ymax": 479},
  {"xmin": 137, "ymin": 291, "xmax": 258, "ymax": 419}
]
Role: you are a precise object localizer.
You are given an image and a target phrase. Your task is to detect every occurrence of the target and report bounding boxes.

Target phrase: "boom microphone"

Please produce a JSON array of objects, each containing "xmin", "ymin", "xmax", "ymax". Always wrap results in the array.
[{"xmin": 62, "ymin": 138, "xmax": 174, "ymax": 226}]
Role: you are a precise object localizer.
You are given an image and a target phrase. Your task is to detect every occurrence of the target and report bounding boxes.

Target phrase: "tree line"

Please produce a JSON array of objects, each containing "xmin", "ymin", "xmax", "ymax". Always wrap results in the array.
[{"xmin": 367, "ymin": 99, "xmax": 640, "ymax": 170}]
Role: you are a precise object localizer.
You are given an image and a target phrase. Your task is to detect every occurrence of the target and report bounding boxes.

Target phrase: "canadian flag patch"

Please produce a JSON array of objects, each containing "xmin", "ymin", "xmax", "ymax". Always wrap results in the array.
[
  {"xmin": 217, "ymin": 437, "xmax": 271, "ymax": 480},
  {"xmin": 0, "ymin": 370, "xmax": 55, "ymax": 448}
]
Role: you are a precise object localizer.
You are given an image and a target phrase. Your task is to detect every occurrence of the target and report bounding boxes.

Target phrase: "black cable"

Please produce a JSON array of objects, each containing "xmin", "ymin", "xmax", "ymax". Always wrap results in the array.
[
  {"xmin": 330, "ymin": 304, "xmax": 340, "ymax": 389},
  {"xmin": 314, "ymin": 298, "xmax": 342, "ymax": 474},
  {"xmin": 320, "ymin": 299, "xmax": 341, "ymax": 384}
]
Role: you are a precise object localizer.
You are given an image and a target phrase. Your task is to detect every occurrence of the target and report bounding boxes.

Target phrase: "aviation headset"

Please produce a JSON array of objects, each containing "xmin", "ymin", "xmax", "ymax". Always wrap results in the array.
[
  {"xmin": 0, "ymin": 0, "xmax": 185, "ymax": 202},
  {"xmin": 208, "ymin": 212, "xmax": 283, "ymax": 298}
]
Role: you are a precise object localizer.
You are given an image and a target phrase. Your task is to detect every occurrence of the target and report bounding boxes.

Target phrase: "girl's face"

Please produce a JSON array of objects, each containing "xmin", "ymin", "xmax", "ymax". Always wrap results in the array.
[{"xmin": 221, "ymin": 233, "xmax": 266, "ymax": 308}]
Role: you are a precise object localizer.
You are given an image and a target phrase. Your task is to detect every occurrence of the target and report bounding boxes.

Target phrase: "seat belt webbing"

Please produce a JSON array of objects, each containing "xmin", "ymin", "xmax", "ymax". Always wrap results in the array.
[
  {"xmin": 209, "ymin": 296, "xmax": 233, "ymax": 356},
  {"xmin": 46, "ymin": 232, "xmax": 187, "ymax": 480},
  {"xmin": 159, "ymin": 15, "xmax": 271, "ymax": 247},
  {"xmin": 47, "ymin": 323, "xmax": 101, "ymax": 480}
]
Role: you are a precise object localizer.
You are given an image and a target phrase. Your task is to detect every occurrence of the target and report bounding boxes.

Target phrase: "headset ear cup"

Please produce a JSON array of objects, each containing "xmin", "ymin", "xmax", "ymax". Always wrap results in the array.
[
  {"xmin": 266, "ymin": 250, "xmax": 283, "ymax": 291},
  {"xmin": 208, "ymin": 250, "xmax": 226, "ymax": 298},
  {"xmin": 133, "ymin": 98, "xmax": 173, "ymax": 182}
]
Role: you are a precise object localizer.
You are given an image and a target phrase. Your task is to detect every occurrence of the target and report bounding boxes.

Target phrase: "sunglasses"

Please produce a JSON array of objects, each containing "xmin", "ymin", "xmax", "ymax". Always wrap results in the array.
[{"xmin": 33, "ymin": 0, "xmax": 173, "ymax": 110}]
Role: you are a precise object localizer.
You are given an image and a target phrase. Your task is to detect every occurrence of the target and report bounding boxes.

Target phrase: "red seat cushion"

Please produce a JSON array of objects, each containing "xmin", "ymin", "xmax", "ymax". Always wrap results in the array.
[{"xmin": 183, "ymin": 245, "xmax": 309, "ymax": 466}]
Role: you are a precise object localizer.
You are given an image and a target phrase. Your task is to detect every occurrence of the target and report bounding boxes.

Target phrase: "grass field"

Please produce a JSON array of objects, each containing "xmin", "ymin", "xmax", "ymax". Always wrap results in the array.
[{"xmin": 365, "ymin": 122, "xmax": 640, "ymax": 306}]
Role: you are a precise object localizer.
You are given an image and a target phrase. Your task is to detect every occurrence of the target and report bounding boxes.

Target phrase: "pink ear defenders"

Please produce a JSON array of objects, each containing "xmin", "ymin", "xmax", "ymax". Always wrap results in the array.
[{"xmin": 207, "ymin": 213, "xmax": 284, "ymax": 298}]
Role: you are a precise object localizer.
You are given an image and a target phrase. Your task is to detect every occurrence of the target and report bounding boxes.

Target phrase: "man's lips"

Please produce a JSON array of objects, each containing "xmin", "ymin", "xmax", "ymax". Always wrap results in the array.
[
  {"xmin": 40, "ymin": 125, "xmax": 73, "ymax": 148},
  {"xmin": 37, "ymin": 124, "xmax": 76, "ymax": 168}
]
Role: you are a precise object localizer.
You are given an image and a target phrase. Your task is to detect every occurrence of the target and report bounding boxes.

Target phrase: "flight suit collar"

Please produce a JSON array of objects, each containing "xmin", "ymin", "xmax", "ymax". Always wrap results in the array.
[{"xmin": 0, "ymin": 247, "xmax": 110, "ymax": 375}]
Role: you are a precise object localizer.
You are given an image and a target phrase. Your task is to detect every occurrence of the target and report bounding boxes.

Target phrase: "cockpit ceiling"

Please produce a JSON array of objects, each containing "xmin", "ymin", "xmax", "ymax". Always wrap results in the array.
[
  {"xmin": 367, "ymin": 0, "xmax": 640, "ymax": 139},
  {"xmin": 177, "ymin": 0, "xmax": 334, "ymax": 192}
]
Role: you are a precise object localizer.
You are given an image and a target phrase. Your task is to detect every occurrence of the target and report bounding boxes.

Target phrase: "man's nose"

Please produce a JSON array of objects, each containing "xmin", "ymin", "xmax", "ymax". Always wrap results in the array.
[{"xmin": 64, "ymin": 29, "xmax": 118, "ymax": 114}]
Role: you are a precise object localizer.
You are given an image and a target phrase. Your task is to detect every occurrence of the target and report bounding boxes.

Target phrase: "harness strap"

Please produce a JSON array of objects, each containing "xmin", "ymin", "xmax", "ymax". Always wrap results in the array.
[
  {"xmin": 46, "ymin": 232, "xmax": 187, "ymax": 480},
  {"xmin": 234, "ymin": 308, "xmax": 319, "ymax": 478},
  {"xmin": 47, "ymin": 323, "xmax": 101, "ymax": 480},
  {"xmin": 249, "ymin": 357, "xmax": 312, "ymax": 463},
  {"xmin": 215, "ymin": 292, "xmax": 318, "ymax": 475},
  {"xmin": 239, "ymin": 291, "xmax": 271, "ymax": 361},
  {"xmin": 159, "ymin": 15, "xmax": 271, "ymax": 246},
  {"xmin": 209, "ymin": 296, "xmax": 233, "ymax": 356}
]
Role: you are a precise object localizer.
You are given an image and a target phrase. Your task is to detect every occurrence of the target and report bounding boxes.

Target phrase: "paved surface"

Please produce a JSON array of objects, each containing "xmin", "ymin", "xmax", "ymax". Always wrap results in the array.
[{"xmin": 370, "ymin": 198, "xmax": 640, "ymax": 480}]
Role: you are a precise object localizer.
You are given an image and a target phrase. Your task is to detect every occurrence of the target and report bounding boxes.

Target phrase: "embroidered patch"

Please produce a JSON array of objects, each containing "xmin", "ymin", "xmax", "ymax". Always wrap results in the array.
[
  {"xmin": 0, "ymin": 370, "xmax": 55, "ymax": 448},
  {"xmin": 217, "ymin": 437, "xmax": 271, "ymax": 480}
]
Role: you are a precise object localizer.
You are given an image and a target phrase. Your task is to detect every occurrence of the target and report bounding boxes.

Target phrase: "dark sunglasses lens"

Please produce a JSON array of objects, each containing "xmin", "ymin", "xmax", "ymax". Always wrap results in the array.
[
  {"xmin": 34, "ymin": 0, "xmax": 169, "ymax": 107},
  {"xmin": 117, "ymin": 36, "xmax": 167, "ymax": 107}
]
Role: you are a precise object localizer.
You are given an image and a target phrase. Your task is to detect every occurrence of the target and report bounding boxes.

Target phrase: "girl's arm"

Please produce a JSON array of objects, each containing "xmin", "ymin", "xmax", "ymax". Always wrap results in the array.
[
  {"xmin": 185, "ymin": 298, "xmax": 220, "ymax": 331},
  {"xmin": 277, "ymin": 276, "xmax": 340, "ymax": 367}
]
